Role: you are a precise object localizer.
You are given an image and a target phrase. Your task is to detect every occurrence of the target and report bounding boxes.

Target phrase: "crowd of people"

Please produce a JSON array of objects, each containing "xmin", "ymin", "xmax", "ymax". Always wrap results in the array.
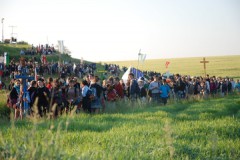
[
  {"xmin": 20, "ymin": 44, "xmax": 56, "ymax": 56},
  {"xmin": 1, "ymin": 57, "xmax": 240, "ymax": 120}
]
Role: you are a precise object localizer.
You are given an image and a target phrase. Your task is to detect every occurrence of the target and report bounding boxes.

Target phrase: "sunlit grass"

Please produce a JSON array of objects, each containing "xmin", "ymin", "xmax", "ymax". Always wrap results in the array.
[
  {"xmin": 108, "ymin": 55, "xmax": 240, "ymax": 79},
  {"xmin": 0, "ymin": 94, "xmax": 239, "ymax": 159}
]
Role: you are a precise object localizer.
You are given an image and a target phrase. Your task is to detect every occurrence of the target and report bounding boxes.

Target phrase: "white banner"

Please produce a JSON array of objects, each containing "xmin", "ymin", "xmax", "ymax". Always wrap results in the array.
[
  {"xmin": 81, "ymin": 57, "xmax": 84, "ymax": 64},
  {"xmin": 139, "ymin": 53, "xmax": 147, "ymax": 64},
  {"xmin": 58, "ymin": 40, "xmax": 64, "ymax": 54}
]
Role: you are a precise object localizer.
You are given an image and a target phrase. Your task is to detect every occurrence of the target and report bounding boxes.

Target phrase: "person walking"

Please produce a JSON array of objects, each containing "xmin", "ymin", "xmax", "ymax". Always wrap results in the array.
[
  {"xmin": 148, "ymin": 75, "xmax": 160, "ymax": 103},
  {"xmin": 32, "ymin": 78, "xmax": 50, "ymax": 117},
  {"xmin": 159, "ymin": 79, "xmax": 170, "ymax": 105}
]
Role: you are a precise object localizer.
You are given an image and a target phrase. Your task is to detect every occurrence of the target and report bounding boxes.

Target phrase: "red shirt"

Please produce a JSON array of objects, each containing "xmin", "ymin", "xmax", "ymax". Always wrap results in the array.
[
  {"xmin": 114, "ymin": 83, "xmax": 124, "ymax": 98},
  {"xmin": 46, "ymin": 84, "xmax": 52, "ymax": 91},
  {"xmin": 107, "ymin": 89, "xmax": 118, "ymax": 101}
]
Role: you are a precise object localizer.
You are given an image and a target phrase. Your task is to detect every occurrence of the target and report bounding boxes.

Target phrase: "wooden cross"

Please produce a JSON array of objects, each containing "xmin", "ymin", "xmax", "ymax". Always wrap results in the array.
[{"xmin": 200, "ymin": 57, "xmax": 209, "ymax": 77}]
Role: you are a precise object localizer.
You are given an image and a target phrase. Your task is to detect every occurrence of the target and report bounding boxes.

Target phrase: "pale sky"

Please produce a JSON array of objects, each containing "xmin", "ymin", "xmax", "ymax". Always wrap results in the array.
[{"xmin": 1, "ymin": 0, "xmax": 240, "ymax": 62}]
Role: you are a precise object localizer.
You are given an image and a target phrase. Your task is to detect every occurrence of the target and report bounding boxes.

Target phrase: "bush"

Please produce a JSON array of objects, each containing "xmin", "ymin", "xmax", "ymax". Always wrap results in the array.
[
  {"xmin": 17, "ymin": 41, "xmax": 28, "ymax": 45},
  {"xmin": 4, "ymin": 39, "xmax": 10, "ymax": 44}
]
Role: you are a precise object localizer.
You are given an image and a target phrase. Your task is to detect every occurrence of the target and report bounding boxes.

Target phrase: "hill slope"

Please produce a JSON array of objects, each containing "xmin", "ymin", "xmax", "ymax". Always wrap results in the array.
[{"xmin": 0, "ymin": 43, "xmax": 81, "ymax": 63}]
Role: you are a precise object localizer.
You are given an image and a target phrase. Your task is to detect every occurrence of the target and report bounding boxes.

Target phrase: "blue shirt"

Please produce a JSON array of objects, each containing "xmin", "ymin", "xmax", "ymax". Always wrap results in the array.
[
  {"xmin": 82, "ymin": 85, "xmax": 89, "ymax": 97},
  {"xmin": 159, "ymin": 84, "xmax": 170, "ymax": 98}
]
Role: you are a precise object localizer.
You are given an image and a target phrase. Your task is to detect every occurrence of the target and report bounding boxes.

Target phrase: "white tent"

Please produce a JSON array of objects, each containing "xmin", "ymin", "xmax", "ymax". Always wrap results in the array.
[
  {"xmin": 122, "ymin": 67, "xmax": 131, "ymax": 84},
  {"xmin": 121, "ymin": 66, "xmax": 144, "ymax": 83}
]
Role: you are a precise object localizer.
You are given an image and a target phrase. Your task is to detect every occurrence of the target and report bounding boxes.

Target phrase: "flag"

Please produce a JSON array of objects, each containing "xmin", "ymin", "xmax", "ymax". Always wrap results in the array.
[
  {"xmin": 34, "ymin": 67, "xmax": 38, "ymax": 81},
  {"xmin": 4, "ymin": 52, "xmax": 9, "ymax": 65},
  {"xmin": 138, "ymin": 51, "xmax": 147, "ymax": 64},
  {"xmin": 131, "ymin": 67, "xmax": 143, "ymax": 79},
  {"xmin": 165, "ymin": 61, "xmax": 170, "ymax": 68},
  {"xmin": 139, "ymin": 54, "xmax": 147, "ymax": 64},
  {"xmin": 58, "ymin": 40, "xmax": 64, "ymax": 54},
  {"xmin": 81, "ymin": 57, "xmax": 84, "ymax": 64},
  {"xmin": 73, "ymin": 63, "xmax": 76, "ymax": 71}
]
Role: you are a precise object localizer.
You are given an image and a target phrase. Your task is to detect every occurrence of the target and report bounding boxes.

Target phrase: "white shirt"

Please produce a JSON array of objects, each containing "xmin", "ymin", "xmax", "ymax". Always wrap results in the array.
[{"xmin": 148, "ymin": 81, "xmax": 160, "ymax": 94}]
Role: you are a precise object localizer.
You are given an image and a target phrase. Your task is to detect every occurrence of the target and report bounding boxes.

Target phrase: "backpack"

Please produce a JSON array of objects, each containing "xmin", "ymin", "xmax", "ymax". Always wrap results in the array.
[
  {"xmin": 132, "ymin": 79, "xmax": 140, "ymax": 94},
  {"xmin": 66, "ymin": 87, "xmax": 78, "ymax": 98},
  {"xmin": 86, "ymin": 88, "xmax": 96, "ymax": 101}
]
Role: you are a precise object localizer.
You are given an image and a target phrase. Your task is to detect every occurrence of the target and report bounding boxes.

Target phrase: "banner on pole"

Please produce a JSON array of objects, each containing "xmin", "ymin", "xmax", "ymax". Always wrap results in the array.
[
  {"xmin": 4, "ymin": 52, "xmax": 9, "ymax": 65},
  {"xmin": 138, "ymin": 53, "xmax": 147, "ymax": 64},
  {"xmin": 73, "ymin": 63, "xmax": 76, "ymax": 71},
  {"xmin": 34, "ymin": 67, "xmax": 38, "ymax": 81},
  {"xmin": 58, "ymin": 40, "xmax": 64, "ymax": 54}
]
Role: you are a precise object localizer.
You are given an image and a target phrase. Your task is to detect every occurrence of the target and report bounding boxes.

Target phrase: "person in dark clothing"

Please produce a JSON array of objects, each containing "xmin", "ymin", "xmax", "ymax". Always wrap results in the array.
[
  {"xmin": 221, "ymin": 80, "xmax": 228, "ymax": 96},
  {"xmin": 9, "ymin": 79, "xmax": 22, "ymax": 119},
  {"xmin": 175, "ymin": 74, "xmax": 185, "ymax": 99},
  {"xmin": 8, "ymin": 79, "xmax": 15, "ymax": 91},
  {"xmin": 27, "ymin": 80, "xmax": 37, "ymax": 111},
  {"xmin": 81, "ymin": 80, "xmax": 91, "ymax": 113},
  {"xmin": 210, "ymin": 79, "xmax": 217, "ymax": 96},
  {"xmin": 33, "ymin": 78, "xmax": 50, "ymax": 117},
  {"xmin": 89, "ymin": 76, "xmax": 103, "ymax": 113},
  {"xmin": 50, "ymin": 79, "xmax": 63, "ymax": 116},
  {"xmin": 193, "ymin": 79, "xmax": 201, "ymax": 95},
  {"xmin": 39, "ymin": 65, "xmax": 44, "ymax": 76},
  {"xmin": 227, "ymin": 79, "xmax": 232, "ymax": 93},
  {"xmin": 138, "ymin": 78, "xmax": 147, "ymax": 102},
  {"xmin": 9, "ymin": 80, "xmax": 20, "ymax": 107},
  {"xmin": 128, "ymin": 73, "xmax": 139, "ymax": 100}
]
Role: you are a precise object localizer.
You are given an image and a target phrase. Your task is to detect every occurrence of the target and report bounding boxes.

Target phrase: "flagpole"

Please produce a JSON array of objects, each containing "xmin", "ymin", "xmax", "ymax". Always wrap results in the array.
[{"xmin": 137, "ymin": 49, "xmax": 141, "ymax": 78}]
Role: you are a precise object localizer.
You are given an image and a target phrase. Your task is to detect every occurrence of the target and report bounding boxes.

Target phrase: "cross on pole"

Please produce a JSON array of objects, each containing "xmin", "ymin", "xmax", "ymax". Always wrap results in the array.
[
  {"xmin": 15, "ymin": 58, "xmax": 34, "ymax": 115},
  {"xmin": 200, "ymin": 57, "xmax": 209, "ymax": 77}
]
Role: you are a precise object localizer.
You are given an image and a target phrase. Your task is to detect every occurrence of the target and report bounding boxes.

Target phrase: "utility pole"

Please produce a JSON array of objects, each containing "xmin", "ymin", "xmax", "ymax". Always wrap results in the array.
[
  {"xmin": 1, "ymin": 18, "xmax": 4, "ymax": 43},
  {"xmin": 9, "ymin": 25, "xmax": 17, "ymax": 42}
]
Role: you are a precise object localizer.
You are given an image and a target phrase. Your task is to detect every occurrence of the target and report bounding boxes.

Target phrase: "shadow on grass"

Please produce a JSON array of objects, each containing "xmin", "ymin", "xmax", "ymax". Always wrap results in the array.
[
  {"xmin": 162, "ymin": 96, "xmax": 240, "ymax": 122},
  {"xmin": 174, "ymin": 145, "xmax": 202, "ymax": 160},
  {"xmin": 1, "ymin": 95, "xmax": 239, "ymax": 134},
  {"xmin": 32, "ymin": 115, "xmax": 148, "ymax": 133}
]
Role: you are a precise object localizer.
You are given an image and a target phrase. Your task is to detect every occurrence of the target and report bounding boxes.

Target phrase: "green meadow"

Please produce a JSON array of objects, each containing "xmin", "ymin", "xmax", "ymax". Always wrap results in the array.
[
  {"xmin": 0, "ymin": 43, "xmax": 83, "ymax": 63},
  {"xmin": 0, "ymin": 94, "xmax": 240, "ymax": 159},
  {"xmin": 0, "ymin": 44, "xmax": 240, "ymax": 159},
  {"xmin": 108, "ymin": 55, "xmax": 240, "ymax": 79}
]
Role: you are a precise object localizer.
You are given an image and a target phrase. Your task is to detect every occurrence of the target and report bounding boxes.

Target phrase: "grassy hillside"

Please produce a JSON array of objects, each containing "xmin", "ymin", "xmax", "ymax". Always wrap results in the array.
[
  {"xmin": 0, "ymin": 94, "xmax": 240, "ymax": 159},
  {"xmin": 109, "ymin": 55, "xmax": 240, "ymax": 79},
  {"xmin": 0, "ymin": 43, "xmax": 81, "ymax": 63}
]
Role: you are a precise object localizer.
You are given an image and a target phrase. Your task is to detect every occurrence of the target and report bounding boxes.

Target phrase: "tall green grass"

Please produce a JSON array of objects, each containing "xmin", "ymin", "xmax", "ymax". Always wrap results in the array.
[{"xmin": 0, "ymin": 94, "xmax": 239, "ymax": 159}]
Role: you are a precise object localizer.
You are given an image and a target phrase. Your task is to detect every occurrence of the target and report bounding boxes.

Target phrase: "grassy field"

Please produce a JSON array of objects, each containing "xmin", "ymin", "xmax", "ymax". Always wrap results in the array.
[
  {"xmin": 1, "ymin": 44, "xmax": 240, "ymax": 159},
  {"xmin": 108, "ymin": 55, "xmax": 240, "ymax": 79},
  {"xmin": 0, "ymin": 94, "xmax": 240, "ymax": 159}
]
